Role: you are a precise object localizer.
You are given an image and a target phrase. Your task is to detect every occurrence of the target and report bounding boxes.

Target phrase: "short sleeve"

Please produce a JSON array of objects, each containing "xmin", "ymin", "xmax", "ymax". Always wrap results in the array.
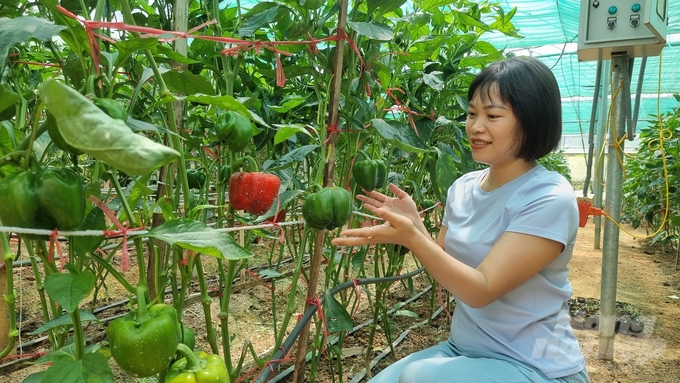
[{"xmin": 506, "ymin": 182, "xmax": 578, "ymax": 246}]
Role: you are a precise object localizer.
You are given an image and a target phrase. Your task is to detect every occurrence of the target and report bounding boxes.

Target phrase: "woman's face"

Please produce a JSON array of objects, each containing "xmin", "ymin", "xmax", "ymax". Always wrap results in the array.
[{"xmin": 465, "ymin": 86, "xmax": 522, "ymax": 168}]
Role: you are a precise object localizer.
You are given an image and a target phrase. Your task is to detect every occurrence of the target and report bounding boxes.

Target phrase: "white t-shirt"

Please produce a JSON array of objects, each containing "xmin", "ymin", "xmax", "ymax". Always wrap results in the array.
[{"xmin": 442, "ymin": 165, "xmax": 586, "ymax": 379}]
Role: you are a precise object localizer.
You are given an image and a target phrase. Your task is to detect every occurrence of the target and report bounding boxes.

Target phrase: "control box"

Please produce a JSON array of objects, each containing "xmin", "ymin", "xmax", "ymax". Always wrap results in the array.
[{"xmin": 578, "ymin": 0, "xmax": 668, "ymax": 61}]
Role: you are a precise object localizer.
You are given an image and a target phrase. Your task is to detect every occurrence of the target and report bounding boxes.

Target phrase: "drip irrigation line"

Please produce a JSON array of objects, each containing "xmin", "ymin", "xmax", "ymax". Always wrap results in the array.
[
  {"xmin": 267, "ymin": 285, "xmax": 434, "ymax": 383},
  {"xmin": 253, "ymin": 267, "xmax": 427, "ymax": 383}
]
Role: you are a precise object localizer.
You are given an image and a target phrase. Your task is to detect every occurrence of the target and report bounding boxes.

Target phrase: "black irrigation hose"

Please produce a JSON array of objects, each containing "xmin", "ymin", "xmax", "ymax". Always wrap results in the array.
[
  {"xmin": 268, "ymin": 285, "xmax": 434, "ymax": 383},
  {"xmin": 253, "ymin": 267, "xmax": 427, "ymax": 383}
]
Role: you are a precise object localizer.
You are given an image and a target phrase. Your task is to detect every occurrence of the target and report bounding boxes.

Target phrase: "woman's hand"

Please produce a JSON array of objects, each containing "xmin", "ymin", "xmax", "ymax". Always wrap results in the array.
[
  {"xmin": 331, "ymin": 184, "xmax": 424, "ymax": 247},
  {"xmin": 358, "ymin": 183, "xmax": 422, "ymax": 228}
]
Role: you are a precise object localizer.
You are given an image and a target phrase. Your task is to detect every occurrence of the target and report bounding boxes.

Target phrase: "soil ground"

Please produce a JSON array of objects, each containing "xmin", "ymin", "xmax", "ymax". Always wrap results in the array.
[{"xmin": 1, "ymin": 219, "xmax": 679, "ymax": 382}]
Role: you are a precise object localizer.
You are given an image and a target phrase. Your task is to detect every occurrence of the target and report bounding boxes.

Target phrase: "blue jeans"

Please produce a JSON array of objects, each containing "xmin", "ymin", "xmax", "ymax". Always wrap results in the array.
[{"xmin": 367, "ymin": 340, "xmax": 590, "ymax": 383}]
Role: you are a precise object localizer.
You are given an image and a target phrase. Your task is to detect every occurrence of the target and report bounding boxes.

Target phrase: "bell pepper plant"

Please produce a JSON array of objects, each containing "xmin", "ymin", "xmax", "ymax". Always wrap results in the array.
[
  {"xmin": 302, "ymin": 186, "xmax": 353, "ymax": 230},
  {"xmin": 107, "ymin": 286, "xmax": 181, "ymax": 378},
  {"xmin": 215, "ymin": 110, "xmax": 254, "ymax": 152},
  {"xmin": 0, "ymin": 167, "xmax": 85, "ymax": 240},
  {"xmin": 165, "ymin": 344, "xmax": 230, "ymax": 383},
  {"xmin": 228, "ymin": 172, "xmax": 281, "ymax": 216},
  {"xmin": 352, "ymin": 157, "xmax": 387, "ymax": 192}
]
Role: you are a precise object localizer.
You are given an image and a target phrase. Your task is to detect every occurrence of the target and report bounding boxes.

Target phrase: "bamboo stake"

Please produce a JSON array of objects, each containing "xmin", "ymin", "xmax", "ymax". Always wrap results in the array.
[{"xmin": 292, "ymin": 1, "xmax": 349, "ymax": 381}]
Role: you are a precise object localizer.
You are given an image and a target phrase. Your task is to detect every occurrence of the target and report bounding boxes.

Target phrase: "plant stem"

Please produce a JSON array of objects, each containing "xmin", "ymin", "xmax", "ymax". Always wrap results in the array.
[
  {"xmin": 26, "ymin": 242, "xmax": 57, "ymax": 350},
  {"xmin": 219, "ymin": 259, "xmax": 237, "ymax": 378},
  {"xmin": 0, "ymin": 232, "xmax": 18, "ymax": 359},
  {"xmin": 70, "ymin": 309, "xmax": 85, "ymax": 360},
  {"xmin": 23, "ymin": 102, "xmax": 44, "ymax": 171},
  {"xmin": 90, "ymin": 251, "xmax": 136, "ymax": 294}
]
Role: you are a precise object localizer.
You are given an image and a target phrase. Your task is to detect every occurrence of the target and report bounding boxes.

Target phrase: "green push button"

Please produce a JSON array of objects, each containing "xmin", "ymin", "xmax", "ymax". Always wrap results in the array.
[
  {"xmin": 608, "ymin": 6, "xmax": 617, "ymax": 14},
  {"xmin": 631, "ymin": 3, "xmax": 641, "ymax": 12}
]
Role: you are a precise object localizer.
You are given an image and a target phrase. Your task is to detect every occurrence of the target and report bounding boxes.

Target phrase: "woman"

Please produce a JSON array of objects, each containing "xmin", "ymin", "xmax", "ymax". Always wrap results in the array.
[{"xmin": 332, "ymin": 57, "xmax": 589, "ymax": 382}]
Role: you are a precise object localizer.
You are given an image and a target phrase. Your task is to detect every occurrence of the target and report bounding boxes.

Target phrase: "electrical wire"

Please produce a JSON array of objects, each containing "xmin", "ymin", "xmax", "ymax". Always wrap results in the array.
[{"xmin": 593, "ymin": 52, "xmax": 672, "ymax": 240}]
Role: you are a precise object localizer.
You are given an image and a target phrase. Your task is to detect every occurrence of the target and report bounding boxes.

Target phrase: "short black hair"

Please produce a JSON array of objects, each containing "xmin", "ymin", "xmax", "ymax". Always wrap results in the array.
[{"xmin": 467, "ymin": 56, "xmax": 562, "ymax": 161}]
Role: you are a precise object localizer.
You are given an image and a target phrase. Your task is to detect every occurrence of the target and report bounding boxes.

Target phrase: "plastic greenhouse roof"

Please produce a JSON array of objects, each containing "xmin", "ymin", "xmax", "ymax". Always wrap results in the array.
[{"xmin": 481, "ymin": 1, "xmax": 680, "ymax": 137}]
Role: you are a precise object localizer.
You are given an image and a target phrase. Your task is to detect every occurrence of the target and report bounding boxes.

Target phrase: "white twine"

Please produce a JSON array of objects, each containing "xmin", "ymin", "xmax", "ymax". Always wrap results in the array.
[{"xmin": 0, "ymin": 220, "xmax": 306, "ymax": 238}]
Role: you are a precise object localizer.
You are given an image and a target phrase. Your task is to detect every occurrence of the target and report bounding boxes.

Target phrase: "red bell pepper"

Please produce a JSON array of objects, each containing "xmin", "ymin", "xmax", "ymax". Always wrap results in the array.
[{"xmin": 228, "ymin": 172, "xmax": 280, "ymax": 216}]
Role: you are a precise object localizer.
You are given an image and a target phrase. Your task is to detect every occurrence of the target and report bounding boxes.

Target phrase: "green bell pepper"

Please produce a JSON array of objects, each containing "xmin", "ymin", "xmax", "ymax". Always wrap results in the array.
[
  {"xmin": 215, "ymin": 111, "xmax": 254, "ymax": 152},
  {"xmin": 187, "ymin": 169, "xmax": 206, "ymax": 189},
  {"xmin": 181, "ymin": 325, "xmax": 196, "ymax": 351},
  {"xmin": 46, "ymin": 112, "xmax": 81, "ymax": 155},
  {"xmin": 165, "ymin": 344, "xmax": 230, "ymax": 383},
  {"xmin": 302, "ymin": 186, "xmax": 353, "ymax": 230},
  {"xmin": 0, "ymin": 168, "xmax": 85, "ymax": 240},
  {"xmin": 107, "ymin": 286, "xmax": 181, "ymax": 378},
  {"xmin": 94, "ymin": 98, "xmax": 128, "ymax": 121},
  {"xmin": 352, "ymin": 158, "xmax": 387, "ymax": 192}
]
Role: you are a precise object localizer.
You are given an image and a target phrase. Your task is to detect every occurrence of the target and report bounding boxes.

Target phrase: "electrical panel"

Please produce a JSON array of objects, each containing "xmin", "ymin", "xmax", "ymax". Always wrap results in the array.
[{"xmin": 578, "ymin": 0, "xmax": 668, "ymax": 61}]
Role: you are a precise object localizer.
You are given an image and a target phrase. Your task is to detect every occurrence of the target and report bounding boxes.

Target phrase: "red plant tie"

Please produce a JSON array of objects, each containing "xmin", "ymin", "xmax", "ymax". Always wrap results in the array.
[
  {"xmin": 90, "ymin": 196, "xmax": 144, "ymax": 272},
  {"xmin": 52, "ymin": 230, "xmax": 67, "ymax": 271},
  {"xmin": 306, "ymin": 296, "xmax": 329, "ymax": 355},
  {"xmin": 245, "ymin": 269, "xmax": 275, "ymax": 292},
  {"xmin": 324, "ymin": 123, "xmax": 340, "ymax": 145},
  {"xmin": 275, "ymin": 52, "xmax": 286, "ymax": 87},
  {"xmin": 179, "ymin": 250, "xmax": 195, "ymax": 266},
  {"xmin": 306, "ymin": 32, "xmax": 320, "ymax": 55},
  {"xmin": 337, "ymin": 28, "xmax": 369, "ymax": 72}
]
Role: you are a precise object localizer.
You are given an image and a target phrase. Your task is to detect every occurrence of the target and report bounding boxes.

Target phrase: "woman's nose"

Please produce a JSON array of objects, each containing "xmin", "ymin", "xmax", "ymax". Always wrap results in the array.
[{"xmin": 468, "ymin": 118, "xmax": 485, "ymax": 133}]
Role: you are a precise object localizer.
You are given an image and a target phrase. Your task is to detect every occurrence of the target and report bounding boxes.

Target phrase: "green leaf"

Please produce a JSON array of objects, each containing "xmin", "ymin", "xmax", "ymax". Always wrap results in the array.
[
  {"xmin": 422, "ymin": 72, "xmax": 444, "ymax": 91},
  {"xmin": 367, "ymin": 0, "xmax": 407, "ymax": 15},
  {"xmin": 115, "ymin": 37, "xmax": 158, "ymax": 65},
  {"xmin": 0, "ymin": 17, "xmax": 66, "ymax": 77},
  {"xmin": 269, "ymin": 95, "xmax": 307, "ymax": 113},
  {"xmin": 146, "ymin": 219, "xmax": 253, "ymax": 260},
  {"xmin": 39, "ymin": 352, "xmax": 114, "ymax": 383},
  {"xmin": 44, "ymin": 271, "xmax": 96, "ymax": 313},
  {"xmin": 238, "ymin": 6, "xmax": 280, "ymax": 37},
  {"xmin": 273, "ymin": 124, "xmax": 314, "ymax": 145},
  {"xmin": 394, "ymin": 309, "xmax": 419, "ymax": 318},
  {"xmin": 30, "ymin": 310, "xmax": 98, "ymax": 335},
  {"xmin": 0, "ymin": 84, "xmax": 19, "ymax": 114},
  {"xmin": 125, "ymin": 117, "xmax": 178, "ymax": 136},
  {"xmin": 347, "ymin": 21, "xmax": 394, "ymax": 41},
  {"xmin": 34, "ymin": 344, "xmax": 101, "ymax": 365},
  {"xmin": 370, "ymin": 119, "xmax": 430, "ymax": 153},
  {"xmin": 262, "ymin": 144, "xmax": 319, "ymax": 171},
  {"xmin": 22, "ymin": 372, "xmax": 43, "ymax": 383},
  {"xmin": 162, "ymin": 70, "xmax": 216, "ymax": 96},
  {"xmin": 39, "ymin": 79, "xmax": 180, "ymax": 176},
  {"xmin": 434, "ymin": 146, "xmax": 459, "ymax": 204},
  {"xmin": 72, "ymin": 208, "xmax": 106, "ymax": 258},
  {"xmin": 254, "ymin": 189, "xmax": 305, "ymax": 223},
  {"xmin": 474, "ymin": 40, "xmax": 500, "ymax": 55},
  {"xmin": 323, "ymin": 292, "xmax": 353, "ymax": 333},
  {"xmin": 0, "ymin": 122, "xmax": 19, "ymax": 154},
  {"xmin": 178, "ymin": 94, "xmax": 269, "ymax": 128},
  {"xmin": 258, "ymin": 269, "xmax": 281, "ymax": 278},
  {"xmin": 156, "ymin": 45, "xmax": 200, "ymax": 64},
  {"xmin": 421, "ymin": 0, "xmax": 455, "ymax": 10}
]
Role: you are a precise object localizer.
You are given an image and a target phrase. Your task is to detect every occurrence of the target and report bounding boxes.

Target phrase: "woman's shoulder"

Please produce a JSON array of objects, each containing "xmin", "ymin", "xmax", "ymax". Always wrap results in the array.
[{"xmin": 520, "ymin": 166, "xmax": 576, "ymax": 201}]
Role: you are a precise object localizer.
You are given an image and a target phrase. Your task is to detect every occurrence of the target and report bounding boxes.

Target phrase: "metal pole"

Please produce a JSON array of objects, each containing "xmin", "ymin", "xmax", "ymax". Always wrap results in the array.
[
  {"xmin": 582, "ymin": 59, "xmax": 602, "ymax": 198},
  {"xmin": 598, "ymin": 54, "xmax": 628, "ymax": 360},
  {"xmin": 593, "ymin": 60, "xmax": 610, "ymax": 250}
]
